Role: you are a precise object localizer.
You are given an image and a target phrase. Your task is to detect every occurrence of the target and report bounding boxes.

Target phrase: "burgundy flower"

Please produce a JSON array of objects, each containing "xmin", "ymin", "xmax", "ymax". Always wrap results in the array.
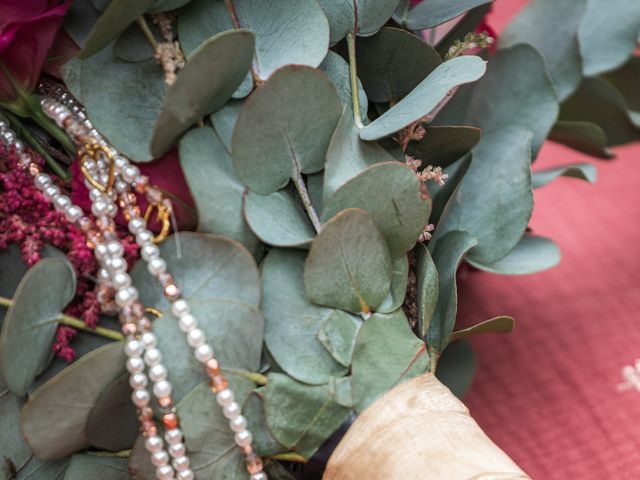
[{"xmin": 0, "ymin": 0, "xmax": 71, "ymax": 103}]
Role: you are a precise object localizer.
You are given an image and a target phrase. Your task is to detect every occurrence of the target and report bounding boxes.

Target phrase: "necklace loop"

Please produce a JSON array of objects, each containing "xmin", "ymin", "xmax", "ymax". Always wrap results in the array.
[
  {"xmin": 79, "ymin": 142, "xmax": 115, "ymax": 193},
  {"xmin": 144, "ymin": 201, "xmax": 171, "ymax": 244}
]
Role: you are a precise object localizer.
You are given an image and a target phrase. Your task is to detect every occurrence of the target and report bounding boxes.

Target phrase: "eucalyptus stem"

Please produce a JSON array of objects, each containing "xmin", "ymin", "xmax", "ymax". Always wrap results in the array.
[
  {"xmin": 222, "ymin": 367, "xmax": 268, "ymax": 386},
  {"xmin": 29, "ymin": 105, "xmax": 75, "ymax": 156},
  {"xmin": 223, "ymin": 0, "xmax": 263, "ymax": 86},
  {"xmin": 346, "ymin": 32, "xmax": 364, "ymax": 128},
  {"xmin": 0, "ymin": 296, "xmax": 123, "ymax": 341},
  {"xmin": 267, "ymin": 452, "xmax": 308, "ymax": 463},
  {"xmin": 291, "ymin": 170, "xmax": 321, "ymax": 233},
  {"xmin": 429, "ymin": 350, "xmax": 440, "ymax": 373},
  {"xmin": 137, "ymin": 16, "xmax": 158, "ymax": 50},
  {"xmin": 4, "ymin": 110, "xmax": 70, "ymax": 180}
]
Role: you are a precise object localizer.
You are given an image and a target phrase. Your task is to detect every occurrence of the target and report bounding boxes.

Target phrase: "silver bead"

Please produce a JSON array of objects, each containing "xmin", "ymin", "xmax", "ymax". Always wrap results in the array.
[
  {"xmin": 122, "ymin": 164, "xmax": 141, "ymax": 182},
  {"xmin": 115, "ymin": 286, "xmax": 138, "ymax": 307},
  {"xmin": 2, "ymin": 130, "xmax": 16, "ymax": 144},
  {"xmin": 168, "ymin": 443, "xmax": 186, "ymax": 458},
  {"xmin": 178, "ymin": 314, "xmax": 197, "ymax": 333},
  {"xmin": 106, "ymin": 240, "xmax": 124, "ymax": 256},
  {"xmin": 153, "ymin": 379, "xmax": 172, "ymax": 398},
  {"xmin": 141, "ymin": 331, "xmax": 157, "ymax": 349},
  {"xmin": 165, "ymin": 428, "xmax": 183, "ymax": 445},
  {"xmin": 141, "ymin": 244, "xmax": 160, "ymax": 261},
  {"xmin": 151, "ymin": 450, "xmax": 170, "ymax": 467},
  {"xmin": 13, "ymin": 139, "xmax": 24, "ymax": 151},
  {"xmin": 172, "ymin": 456, "xmax": 190, "ymax": 471},
  {"xmin": 223, "ymin": 402, "xmax": 241, "ymax": 420},
  {"xmin": 178, "ymin": 470, "xmax": 194, "ymax": 480},
  {"xmin": 112, "ymin": 271, "xmax": 131, "ymax": 289},
  {"xmin": 129, "ymin": 372, "xmax": 148, "ymax": 390},
  {"xmin": 155, "ymin": 464, "xmax": 174, "ymax": 480},
  {"xmin": 171, "ymin": 299, "xmax": 189, "ymax": 317},
  {"xmin": 144, "ymin": 435, "xmax": 164, "ymax": 453},
  {"xmin": 144, "ymin": 348, "xmax": 162, "ymax": 366},
  {"xmin": 216, "ymin": 389, "xmax": 234, "ymax": 407},
  {"xmin": 132, "ymin": 388, "xmax": 150, "ymax": 407},
  {"xmin": 194, "ymin": 344, "xmax": 214, "ymax": 363},
  {"xmin": 128, "ymin": 217, "xmax": 145, "ymax": 234},
  {"xmin": 34, "ymin": 173, "xmax": 52, "ymax": 190},
  {"xmin": 147, "ymin": 258, "xmax": 167, "ymax": 276},
  {"xmin": 126, "ymin": 357, "xmax": 145, "ymax": 374},
  {"xmin": 229, "ymin": 415, "xmax": 247, "ymax": 432},
  {"xmin": 149, "ymin": 364, "xmax": 168, "ymax": 382},
  {"xmin": 234, "ymin": 429, "xmax": 253, "ymax": 447},
  {"xmin": 124, "ymin": 339, "xmax": 143, "ymax": 358},
  {"xmin": 65, "ymin": 205, "xmax": 83, "ymax": 223},
  {"xmin": 186, "ymin": 328, "xmax": 205, "ymax": 348},
  {"xmin": 251, "ymin": 473, "xmax": 267, "ymax": 480}
]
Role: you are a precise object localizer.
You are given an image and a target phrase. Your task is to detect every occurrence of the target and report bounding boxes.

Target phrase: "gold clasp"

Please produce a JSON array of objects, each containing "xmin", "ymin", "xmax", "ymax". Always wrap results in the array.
[
  {"xmin": 144, "ymin": 201, "xmax": 171, "ymax": 244},
  {"xmin": 79, "ymin": 141, "xmax": 116, "ymax": 193}
]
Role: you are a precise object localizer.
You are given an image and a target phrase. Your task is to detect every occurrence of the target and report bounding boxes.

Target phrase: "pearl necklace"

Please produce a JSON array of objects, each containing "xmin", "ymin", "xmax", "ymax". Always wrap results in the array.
[{"xmin": 0, "ymin": 94, "xmax": 266, "ymax": 480}]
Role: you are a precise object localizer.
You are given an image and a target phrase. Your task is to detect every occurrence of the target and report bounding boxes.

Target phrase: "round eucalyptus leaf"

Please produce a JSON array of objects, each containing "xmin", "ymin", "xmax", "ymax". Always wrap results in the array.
[
  {"xmin": 151, "ymin": 29, "xmax": 255, "ymax": 157},
  {"xmin": 262, "ymin": 249, "xmax": 348, "ymax": 385},
  {"xmin": 179, "ymin": 127, "xmax": 260, "ymax": 255},
  {"xmin": 317, "ymin": 310, "xmax": 363, "ymax": 367},
  {"xmin": 426, "ymin": 230, "xmax": 477, "ymax": 354},
  {"xmin": 548, "ymin": 121, "xmax": 613, "ymax": 158},
  {"xmin": 351, "ymin": 310, "xmax": 428, "ymax": 413},
  {"xmin": 264, "ymin": 373, "xmax": 351, "ymax": 459},
  {"xmin": 450, "ymin": 317, "xmax": 515, "ymax": 342},
  {"xmin": 20, "ymin": 343, "xmax": 126, "ymax": 460},
  {"xmin": 435, "ymin": 340, "xmax": 476, "ymax": 399},
  {"xmin": 408, "ymin": 126, "xmax": 481, "ymax": 169},
  {"xmin": 85, "ymin": 373, "xmax": 138, "ymax": 451},
  {"xmin": 210, "ymin": 99, "xmax": 243, "ymax": 150},
  {"xmin": 317, "ymin": 0, "xmax": 402, "ymax": 41},
  {"xmin": 466, "ymin": 235, "xmax": 561, "ymax": 275},
  {"xmin": 232, "ymin": 66, "xmax": 342, "ymax": 194},
  {"xmin": 305, "ymin": 209, "xmax": 392, "ymax": 314},
  {"xmin": 0, "ymin": 385, "xmax": 31, "ymax": 477},
  {"xmin": 244, "ymin": 393, "xmax": 287, "ymax": 456},
  {"xmin": 319, "ymin": 51, "xmax": 368, "ymax": 120},
  {"xmin": 415, "ymin": 244, "xmax": 439, "ymax": 340},
  {"xmin": 113, "ymin": 22, "xmax": 157, "ymax": 63},
  {"xmin": 149, "ymin": 0, "xmax": 193, "ymax": 13},
  {"xmin": 531, "ymin": 163, "xmax": 597, "ymax": 189},
  {"xmin": 244, "ymin": 188, "xmax": 316, "ymax": 248},
  {"xmin": 377, "ymin": 254, "xmax": 409, "ymax": 314},
  {"xmin": 80, "ymin": 0, "xmax": 157, "ymax": 59},
  {"xmin": 323, "ymin": 107, "xmax": 395, "ymax": 200},
  {"xmin": 500, "ymin": 0, "xmax": 587, "ymax": 101},
  {"xmin": 9, "ymin": 457, "xmax": 68, "ymax": 479},
  {"xmin": 63, "ymin": 0, "xmax": 101, "ymax": 48},
  {"xmin": 0, "ymin": 258, "xmax": 76, "ymax": 396},
  {"xmin": 65, "ymin": 454, "xmax": 130, "ymax": 480},
  {"xmin": 357, "ymin": 27, "xmax": 442, "ymax": 102},
  {"xmin": 322, "ymin": 163, "xmax": 432, "ymax": 258},
  {"xmin": 64, "ymin": 45, "xmax": 165, "ymax": 161},
  {"xmin": 604, "ymin": 58, "xmax": 640, "ymax": 122},
  {"xmin": 360, "ymin": 55, "xmax": 487, "ymax": 141},
  {"xmin": 406, "ymin": 0, "xmax": 493, "ymax": 30}
]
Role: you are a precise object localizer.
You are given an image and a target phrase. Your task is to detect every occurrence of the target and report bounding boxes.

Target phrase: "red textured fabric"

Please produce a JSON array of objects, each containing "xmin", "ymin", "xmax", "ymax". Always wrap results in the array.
[{"xmin": 460, "ymin": 2, "xmax": 640, "ymax": 478}]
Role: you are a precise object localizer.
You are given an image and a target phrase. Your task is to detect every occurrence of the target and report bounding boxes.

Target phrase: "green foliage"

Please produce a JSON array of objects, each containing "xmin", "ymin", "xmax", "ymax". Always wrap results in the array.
[
  {"xmin": 405, "ymin": 0, "xmax": 493, "ymax": 30},
  {"xmin": 467, "ymin": 235, "xmax": 561, "ymax": 275},
  {"xmin": 65, "ymin": 454, "xmax": 130, "ymax": 480}
]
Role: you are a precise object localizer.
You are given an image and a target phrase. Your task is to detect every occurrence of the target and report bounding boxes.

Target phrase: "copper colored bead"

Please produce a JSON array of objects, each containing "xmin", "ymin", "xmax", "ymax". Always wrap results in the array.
[
  {"xmin": 205, "ymin": 359, "xmax": 220, "ymax": 377},
  {"xmin": 158, "ymin": 396, "xmax": 173, "ymax": 409},
  {"xmin": 131, "ymin": 302, "xmax": 144, "ymax": 318},
  {"xmin": 139, "ymin": 407, "xmax": 154, "ymax": 420},
  {"xmin": 246, "ymin": 453, "xmax": 263, "ymax": 475},
  {"xmin": 78, "ymin": 217, "xmax": 93, "ymax": 232},
  {"xmin": 138, "ymin": 317, "xmax": 152, "ymax": 331},
  {"xmin": 211, "ymin": 374, "xmax": 228, "ymax": 393},
  {"xmin": 28, "ymin": 163, "xmax": 41, "ymax": 175},
  {"xmin": 241, "ymin": 444, "xmax": 253, "ymax": 455},
  {"xmin": 141, "ymin": 419, "xmax": 156, "ymax": 435},
  {"xmin": 162, "ymin": 413, "xmax": 179, "ymax": 430},
  {"xmin": 122, "ymin": 322, "xmax": 137, "ymax": 336},
  {"xmin": 134, "ymin": 176, "xmax": 149, "ymax": 193},
  {"xmin": 62, "ymin": 116, "xmax": 73, "ymax": 128},
  {"xmin": 147, "ymin": 187, "xmax": 163, "ymax": 203},
  {"xmin": 163, "ymin": 283, "xmax": 181, "ymax": 301}
]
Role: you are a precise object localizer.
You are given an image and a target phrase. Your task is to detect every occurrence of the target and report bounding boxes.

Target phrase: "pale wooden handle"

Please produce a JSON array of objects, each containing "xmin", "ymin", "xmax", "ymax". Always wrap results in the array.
[{"xmin": 323, "ymin": 373, "xmax": 530, "ymax": 480}]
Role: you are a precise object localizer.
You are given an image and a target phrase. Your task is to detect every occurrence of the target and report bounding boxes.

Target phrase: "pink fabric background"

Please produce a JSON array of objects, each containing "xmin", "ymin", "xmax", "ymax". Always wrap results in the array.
[{"xmin": 461, "ymin": 1, "xmax": 640, "ymax": 478}]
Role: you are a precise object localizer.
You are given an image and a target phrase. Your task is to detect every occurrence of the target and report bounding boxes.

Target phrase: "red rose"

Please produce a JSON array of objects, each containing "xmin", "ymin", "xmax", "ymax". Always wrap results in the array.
[{"xmin": 0, "ymin": 0, "xmax": 71, "ymax": 103}]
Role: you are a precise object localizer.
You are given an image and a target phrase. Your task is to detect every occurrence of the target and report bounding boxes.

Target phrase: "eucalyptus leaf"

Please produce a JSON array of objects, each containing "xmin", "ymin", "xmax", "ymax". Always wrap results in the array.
[
  {"xmin": 80, "ymin": 0, "xmax": 157, "ymax": 58},
  {"xmin": 323, "ymin": 108, "xmax": 395, "ymax": 200},
  {"xmin": 435, "ymin": 3, "xmax": 493, "ymax": 56},
  {"xmin": 0, "ymin": 258, "xmax": 76, "ymax": 396},
  {"xmin": 532, "ymin": 163, "xmax": 597, "ymax": 188},
  {"xmin": 500, "ymin": 0, "xmax": 587, "ymax": 101},
  {"xmin": 244, "ymin": 188, "xmax": 316, "ymax": 248},
  {"xmin": 149, "ymin": 0, "xmax": 193, "ymax": 13},
  {"xmin": 415, "ymin": 244, "xmax": 439, "ymax": 340},
  {"xmin": 85, "ymin": 373, "xmax": 138, "ymax": 451},
  {"xmin": 319, "ymin": 52, "xmax": 368, "ymax": 120},
  {"xmin": 304, "ymin": 209, "xmax": 392, "ymax": 314},
  {"xmin": 317, "ymin": 310, "xmax": 363, "ymax": 367},
  {"xmin": 578, "ymin": 0, "xmax": 640, "ymax": 76},
  {"xmin": 243, "ymin": 393, "xmax": 286, "ymax": 456},
  {"xmin": 377, "ymin": 255, "xmax": 409, "ymax": 314},
  {"xmin": 450, "ymin": 316, "xmax": 515, "ymax": 342},
  {"xmin": 11, "ymin": 457, "xmax": 68, "ymax": 479},
  {"xmin": 63, "ymin": 46, "xmax": 165, "ymax": 161},
  {"xmin": 435, "ymin": 340, "xmax": 476, "ymax": 399},
  {"xmin": 430, "ymin": 154, "xmax": 472, "ymax": 226},
  {"xmin": 210, "ymin": 100, "xmax": 243, "ymax": 150},
  {"xmin": 426, "ymin": 230, "xmax": 477, "ymax": 354},
  {"xmin": 0, "ymin": 386, "xmax": 31, "ymax": 478},
  {"xmin": 179, "ymin": 127, "xmax": 260, "ymax": 254},
  {"xmin": 432, "ymin": 127, "xmax": 533, "ymax": 265},
  {"xmin": 63, "ymin": 0, "xmax": 101, "ymax": 48},
  {"xmin": 466, "ymin": 235, "xmax": 561, "ymax": 275},
  {"xmin": 356, "ymin": 27, "xmax": 442, "ymax": 102},
  {"xmin": 317, "ymin": 0, "xmax": 402, "ymax": 41},
  {"xmin": 360, "ymin": 56, "xmax": 486, "ymax": 141},
  {"xmin": 20, "ymin": 343, "xmax": 125, "ymax": 460},
  {"xmin": 232, "ymin": 66, "xmax": 342, "ymax": 194},
  {"xmin": 264, "ymin": 373, "xmax": 351, "ymax": 459},
  {"xmin": 406, "ymin": 0, "xmax": 493, "ymax": 30},
  {"xmin": 262, "ymin": 249, "xmax": 347, "ymax": 385},
  {"xmin": 113, "ymin": 22, "xmax": 157, "ymax": 63},
  {"xmin": 351, "ymin": 310, "xmax": 429, "ymax": 413},
  {"xmin": 548, "ymin": 121, "xmax": 613, "ymax": 159},
  {"xmin": 64, "ymin": 455, "xmax": 129, "ymax": 480},
  {"xmin": 408, "ymin": 126, "xmax": 481, "ymax": 169},
  {"xmin": 322, "ymin": 163, "xmax": 432, "ymax": 258},
  {"xmin": 604, "ymin": 58, "xmax": 640, "ymax": 121},
  {"xmin": 150, "ymin": 29, "xmax": 255, "ymax": 157}
]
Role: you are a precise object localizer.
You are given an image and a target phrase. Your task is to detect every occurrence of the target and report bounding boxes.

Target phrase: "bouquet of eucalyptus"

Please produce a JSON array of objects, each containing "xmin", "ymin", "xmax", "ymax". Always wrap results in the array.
[{"xmin": 1, "ymin": 0, "xmax": 639, "ymax": 478}]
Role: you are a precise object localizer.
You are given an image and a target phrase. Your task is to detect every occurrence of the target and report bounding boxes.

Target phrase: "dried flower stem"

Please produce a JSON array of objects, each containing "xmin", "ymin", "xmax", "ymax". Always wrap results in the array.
[
  {"xmin": 222, "ymin": 367, "xmax": 268, "ymax": 386},
  {"xmin": 346, "ymin": 32, "xmax": 364, "ymax": 128},
  {"xmin": 0, "ymin": 296, "xmax": 124, "ymax": 341},
  {"xmin": 292, "ymin": 169, "xmax": 322, "ymax": 233},
  {"xmin": 136, "ymin": 16, "xmax": 158, "ymax": 50},
  {"xmin": 268, "ymin": 452, "xmax": 308, "ymax": 463}
]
